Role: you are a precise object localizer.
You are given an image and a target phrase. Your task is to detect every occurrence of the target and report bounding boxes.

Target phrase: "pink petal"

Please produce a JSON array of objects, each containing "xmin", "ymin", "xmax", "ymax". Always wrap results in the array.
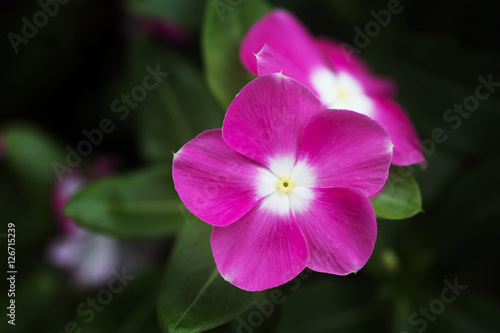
[
  {"xmin": 316, "ymin": 38, "xmax": 397, "ymax": 98},
  {"xmin": 370, "ymin": 98, "xmax": 425, "ymax": 166},
  {"xmin": 211, "ymin": 201, "xmax": 308, "ymax": 291},
  {"xmin": 223, "ymin": 73, "xmax": 322, "ymax": 168},
  {"xmin": 255, "ymin": 44, "xmax": 314, "ymax": 92},
  {"xmin": 293, "ymin": 187, "xmax": 376, "ymax": 275},
  {"xmin": 297, "ymin": 109, "xmax": 393, "ymax": 196},
  {"xmin": 173, "ymin": 129, "xmax": 266, "ymax": 227},
  {"xmin": 240, "ymin": 9, "xmax": 326, "ymax": 76}
]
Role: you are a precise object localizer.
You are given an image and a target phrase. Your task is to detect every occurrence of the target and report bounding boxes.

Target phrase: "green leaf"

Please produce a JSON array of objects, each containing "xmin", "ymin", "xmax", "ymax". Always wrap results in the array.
[
  {"xmin": 371, "ymin": 166, "xmax": 422, "ymax": 220},
  {"xmin": 65, "ymin": 167, "xmax": 183, "ymax": 238},
  {"xmin": 202, "ymin": 0, "xmax": 270, "ymax": 109},
  {"xmin": 3, "ymin": 122, "xmax": 64, "ymax": 196},
  {"xmin": 158, "ymin": 215, "xmax": 263, "ymax": 333}
]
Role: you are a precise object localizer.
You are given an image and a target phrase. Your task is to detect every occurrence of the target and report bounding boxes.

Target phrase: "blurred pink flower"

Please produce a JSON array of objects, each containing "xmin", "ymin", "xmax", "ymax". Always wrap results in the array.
[
  {"xmin": 173, "ymin": 74, "xmax": 393, "ymax": 291},
  {"xmin": 240, "ymin": 9, "xmax": 424, "ymax": 166},
  {"xmin": 131, "ymin": 16, "xmax": 192, "ymax": 43},
  {"xmin": 0, "ymin": 134, "xmax": 4, "ymax": 157},
  {"xmin": 48, "ymin": 156, "xmax": 158, "ymax": 288}
]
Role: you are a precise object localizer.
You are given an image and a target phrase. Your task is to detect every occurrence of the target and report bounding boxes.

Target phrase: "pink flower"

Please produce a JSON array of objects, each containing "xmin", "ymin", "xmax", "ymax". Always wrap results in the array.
[
  {"xmin": 48, "ymin": 169, "xmax": 121, "ymax": 288},
  {"xmin": 0, "ymin": 134, "xmax": 4, "ymax": 157},
  {"xmin": 48, "ymin": 157, "xmax": 158, "ymax": 288},
  {"xmin": 172, "ymin": 74, "xmax": 393, "ymax": 291},
  {"xmin": 48, "ymin": 158, "xmax": 120, "ymax": 288},
  {"xmin": 240, "ymin": 9, "xmax": 424, "ymax": 166},
  {"xmin": 131, "ymin": 16, "xmax": 192, "ymax": 44}
]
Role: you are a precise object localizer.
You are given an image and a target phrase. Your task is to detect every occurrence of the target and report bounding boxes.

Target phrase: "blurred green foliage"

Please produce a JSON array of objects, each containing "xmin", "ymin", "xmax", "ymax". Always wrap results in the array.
[
  {"xmin": 202, "ymin": 0, "xmax": 270, "ymax": 108},
  {"xmin": 65, "ymin": 167, "xmax": 184, "ymax": 238},
  {"xmin": 1, "ymin": 0, "xmax": 499, "ymax": 332}
]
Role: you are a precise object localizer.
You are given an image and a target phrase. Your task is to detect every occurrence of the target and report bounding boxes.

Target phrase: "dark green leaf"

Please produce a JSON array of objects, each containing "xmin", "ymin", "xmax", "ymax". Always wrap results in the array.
[
  {"xmin": 65, "ymin": 167, "xmax": 183, "ymax": 238},
  {"xmin": 158, "ymin": 215, "xmax": 263, "ymax": 333},
  {"xmin": 371, "ymin": 166, "xmax": 422, "ymax": 220},
  {"xmin": 74, "ymin": 270, "xmax": 164, "ymax": 333},
  {"xmin": 202, "ymin": 0, "xmax": 270, "ymax": 108}
]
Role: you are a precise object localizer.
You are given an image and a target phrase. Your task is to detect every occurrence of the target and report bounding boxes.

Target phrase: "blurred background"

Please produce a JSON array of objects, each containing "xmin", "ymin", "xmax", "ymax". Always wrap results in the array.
[{"xmin": 1, "ymin": 0, "xmax": 499, "ymax": 332}]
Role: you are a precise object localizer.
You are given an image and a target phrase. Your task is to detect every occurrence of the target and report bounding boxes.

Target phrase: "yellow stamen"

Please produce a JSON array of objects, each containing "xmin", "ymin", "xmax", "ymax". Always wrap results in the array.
[
  {"xmin": 277, "ymin": 176, "xmax": 295, "ymax": 194},
  {"xmin": 336, "ymin": 88, "xmax": 349, "ymax": 100}
]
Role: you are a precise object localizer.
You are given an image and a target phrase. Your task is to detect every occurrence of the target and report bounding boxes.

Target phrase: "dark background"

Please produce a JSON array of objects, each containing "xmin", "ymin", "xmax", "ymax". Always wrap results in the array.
[{"xmin": 1, "ymin": 0, "xmax": 499, "ymax": 332}]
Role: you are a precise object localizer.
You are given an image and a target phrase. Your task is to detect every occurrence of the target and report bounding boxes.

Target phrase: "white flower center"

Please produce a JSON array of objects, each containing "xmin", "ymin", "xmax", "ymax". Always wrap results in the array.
[
  {"xmin": 256, "ymin": 156, "xmax": 315, "ymax": 215},
  {"xmin": 310, "ymin": 68, "xmax": 374, "ymax": 117}
]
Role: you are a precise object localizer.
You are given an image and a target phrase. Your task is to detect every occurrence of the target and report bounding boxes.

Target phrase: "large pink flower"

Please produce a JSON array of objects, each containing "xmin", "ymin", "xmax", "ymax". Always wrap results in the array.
[
  {"xmin": 172, "ymin": 74, "xmax": 393, "ymax": 291},
  {"xmin": 240, "ymin": 9, "xmax": 424, "ymax": 166}
]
